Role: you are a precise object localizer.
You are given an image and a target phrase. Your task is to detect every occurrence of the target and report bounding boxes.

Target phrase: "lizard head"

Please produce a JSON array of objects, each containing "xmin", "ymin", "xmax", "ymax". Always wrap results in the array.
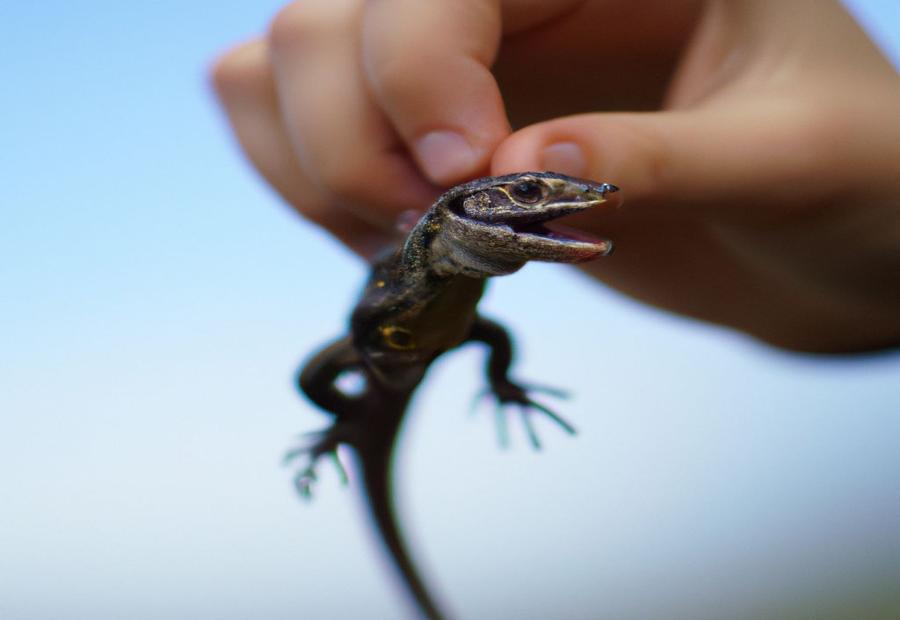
[{"xmin": 426, "ymin": 171, "xmax": 620, "ymax": 277}]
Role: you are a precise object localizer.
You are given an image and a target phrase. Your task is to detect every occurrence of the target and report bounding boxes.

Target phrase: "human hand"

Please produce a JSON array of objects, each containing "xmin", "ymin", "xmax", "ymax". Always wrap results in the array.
[{"xmin": 212, "ymin": 0, "xmax": 900, "ymax": 352}]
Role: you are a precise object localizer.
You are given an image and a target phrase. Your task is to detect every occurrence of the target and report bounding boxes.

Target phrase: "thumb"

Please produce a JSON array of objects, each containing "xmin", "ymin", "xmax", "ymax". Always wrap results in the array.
[{"xmin": 490, "ymin": 100, "xmax": 850, "ymax": 216}]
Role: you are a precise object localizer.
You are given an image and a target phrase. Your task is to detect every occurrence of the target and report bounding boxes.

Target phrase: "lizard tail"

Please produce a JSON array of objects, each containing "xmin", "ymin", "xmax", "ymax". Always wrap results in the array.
[{"xmin": 358, "ymin": 441, "xmax": 446, "ymax": 620}]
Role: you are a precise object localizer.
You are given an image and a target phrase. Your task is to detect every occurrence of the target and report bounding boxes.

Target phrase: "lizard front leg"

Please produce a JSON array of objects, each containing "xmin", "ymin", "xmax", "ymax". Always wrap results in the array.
[
  {"xmin": 466, "ymin": 316, "xmax": 576, "ymax": 449},
  {"xmin": 287, "ymin": 336, "xmax": 365, "ymax": 497}
]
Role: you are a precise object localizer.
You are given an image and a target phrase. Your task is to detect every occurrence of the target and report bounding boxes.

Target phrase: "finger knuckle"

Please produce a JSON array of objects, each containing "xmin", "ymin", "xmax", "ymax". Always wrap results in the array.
[
  {"xmin": 268, "ymin": 1, "xmax": 349, "ymax": 51},
  {"xmin": 268, "ymin": 2, "xmax": 314, "ymax": 49},
  {"xmin": 210, "ymin": 40, "xmax": 264, "ymax": 95},
  {"xmin": 368, "ymin": 52, "xmax": 430, "ymax": 103},
  {"xmin": 611, "ymin": 115, "xmax": 672, "ymax": 202}
]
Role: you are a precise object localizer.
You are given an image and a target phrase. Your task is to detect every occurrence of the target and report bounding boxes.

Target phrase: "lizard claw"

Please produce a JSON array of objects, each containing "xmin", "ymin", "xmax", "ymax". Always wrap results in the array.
[
  {"xmin": 493, "ymin": 403, "xmax": 510, "ymax": 449},
  {"xmin": 284, "ymin": 426, "xmax": 350, "ymax": 500},
  {"xmin": 519, "ymin": 382, "xmax": 571, "ymax": 400},
  {"xmin": 476, "ymin": 380, "xmax": 576, "ymax": 449},
  {"xmin": 522, "ymin": 398, "xmax": 577, "ymax": 436},
  {"xmin": 293, "ymin": 466, "xmax": 318, "ymax": 500},
  {"xmin": 469, "ymin": 387, "xmax": 493, "ymax": 416},
  {"xmin": 518, "ymin": 404, "xmax": 542, "ymax": 450}
]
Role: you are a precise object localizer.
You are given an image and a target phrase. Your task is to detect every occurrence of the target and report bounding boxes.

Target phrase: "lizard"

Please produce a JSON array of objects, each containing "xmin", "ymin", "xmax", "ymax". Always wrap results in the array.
[{"xmin": 285, "ymin": 171, "xmax": 620, "ymax": 619}]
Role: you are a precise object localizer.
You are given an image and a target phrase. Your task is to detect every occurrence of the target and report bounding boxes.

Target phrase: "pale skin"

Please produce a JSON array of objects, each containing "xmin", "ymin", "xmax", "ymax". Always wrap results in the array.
[{"xmin": 212, "ymin": 0, "xmax": 900, "ymax": 353}]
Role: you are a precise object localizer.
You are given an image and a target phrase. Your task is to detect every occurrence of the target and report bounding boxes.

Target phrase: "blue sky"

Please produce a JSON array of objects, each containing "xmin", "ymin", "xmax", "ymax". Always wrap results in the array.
[{"xmin": 2, "ymin": 2, "xmax": 899, "ymax": 619}]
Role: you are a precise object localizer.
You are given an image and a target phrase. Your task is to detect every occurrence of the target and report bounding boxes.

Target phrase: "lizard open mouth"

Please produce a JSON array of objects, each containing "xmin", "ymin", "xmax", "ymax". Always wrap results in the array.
[
  {"xmin": 502, "ymin": 211, "xmax": 613, "ymax": 260},
  {"xmin": 514, "ymin": 217, "xmax": 607, "ymax": 243}
]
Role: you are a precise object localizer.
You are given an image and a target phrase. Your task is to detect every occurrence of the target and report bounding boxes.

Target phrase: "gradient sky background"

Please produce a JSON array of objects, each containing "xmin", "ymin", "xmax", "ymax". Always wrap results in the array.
[{"xmin": 2, "ymin": 2, "xmax": 899, "ymax": 619}]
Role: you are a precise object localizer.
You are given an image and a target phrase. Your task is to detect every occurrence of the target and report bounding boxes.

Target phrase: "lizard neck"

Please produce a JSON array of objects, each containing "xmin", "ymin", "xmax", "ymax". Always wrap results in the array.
[
  {"xmin": 399, "ymin": 209, "xmax": 448, "ymax": 278},
  {"xmin": 400, "ymin": 206, "xmax": 526, "ymax": 279}
]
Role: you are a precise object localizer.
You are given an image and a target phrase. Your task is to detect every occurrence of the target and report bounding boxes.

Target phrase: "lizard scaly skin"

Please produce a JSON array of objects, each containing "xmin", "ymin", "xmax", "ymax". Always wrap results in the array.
[{"xmin": 287, "ymin": 172, "xmax": 619, "ymax": 619}]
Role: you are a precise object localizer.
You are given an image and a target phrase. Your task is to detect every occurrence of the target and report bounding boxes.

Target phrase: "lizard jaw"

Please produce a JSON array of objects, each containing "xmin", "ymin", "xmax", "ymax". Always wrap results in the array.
[
  {"xmin": 493, "ymin": 220, "xmax": 613, "ymax": 262},
  {"xmin": 505, "ymin": 214, "xmax": 613, "ymax": 261}
]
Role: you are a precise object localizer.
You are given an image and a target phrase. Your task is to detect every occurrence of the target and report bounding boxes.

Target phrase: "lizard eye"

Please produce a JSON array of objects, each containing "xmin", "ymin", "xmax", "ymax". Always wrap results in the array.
[
  {"xmin": 510, "ymin": 180, "xmax": 545, "ymax": 204},
  {"xmin": 380, "ymin": 325, "xmax": 416, "ymax": 350}
]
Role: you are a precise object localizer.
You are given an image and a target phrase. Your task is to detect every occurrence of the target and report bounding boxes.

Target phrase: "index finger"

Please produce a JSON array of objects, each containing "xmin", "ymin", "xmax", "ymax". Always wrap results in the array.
[{"xmin": 362, "ymin": 0, "xmax": 509, "ymax": 185}]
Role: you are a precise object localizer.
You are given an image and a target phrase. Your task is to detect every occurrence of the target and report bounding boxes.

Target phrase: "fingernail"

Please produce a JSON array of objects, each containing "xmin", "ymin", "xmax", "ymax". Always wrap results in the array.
[
  {"xmin": 541, "ymin": 142, "xmax": 587, "ymax": 177},
  {"xmin": 414, "ymin": 130, "xmax": 479, "ymax": 184}
]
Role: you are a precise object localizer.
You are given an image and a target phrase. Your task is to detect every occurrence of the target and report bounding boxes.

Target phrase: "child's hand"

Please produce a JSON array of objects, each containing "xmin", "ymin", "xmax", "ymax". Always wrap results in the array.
[{"xmin": 213, "ymin": 1, "xmax": 900, "ymax": 352}]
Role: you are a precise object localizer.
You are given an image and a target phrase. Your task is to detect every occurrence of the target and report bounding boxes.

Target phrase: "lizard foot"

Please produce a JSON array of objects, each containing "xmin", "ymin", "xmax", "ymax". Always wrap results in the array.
[
  {"xmin": 473, "ymin": 381, "xmax": 576, "ymax": 450},
  {"xmin": 283, "ymin": 426, "xmax": 351, "ymax": 500}
]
